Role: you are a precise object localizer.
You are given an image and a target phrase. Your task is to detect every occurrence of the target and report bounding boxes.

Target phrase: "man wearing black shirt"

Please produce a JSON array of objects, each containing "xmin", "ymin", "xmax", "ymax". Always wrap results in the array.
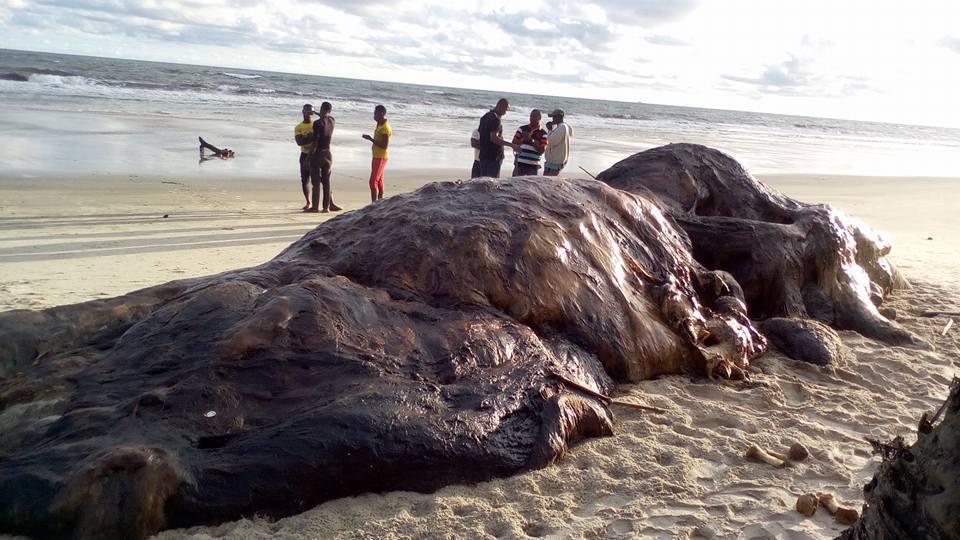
[{"xmin": 476, "ymin": 98, "xmax": 519, "ymax": 178}]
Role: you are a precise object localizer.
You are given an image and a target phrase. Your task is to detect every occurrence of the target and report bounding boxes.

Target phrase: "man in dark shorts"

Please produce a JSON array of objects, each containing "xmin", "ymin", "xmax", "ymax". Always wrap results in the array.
[
  {"xmin": 294, "ymin": 103, "xmax": 316, "ymax": 210},
  {"xmin": 308, "ymin": 102, "xmax": 342, "ymax": 213},
  {"xmin": 511, "ymin": 109, "xmax": 548, "ymax": 176},
  {"xmin": 475, "ymin": 98, "xmax": 519, "ymax": 178}
]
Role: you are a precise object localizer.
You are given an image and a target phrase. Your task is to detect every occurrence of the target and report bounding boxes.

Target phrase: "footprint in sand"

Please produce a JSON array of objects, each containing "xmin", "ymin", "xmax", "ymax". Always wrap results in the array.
[
  {"xmin": 483, "ymin": 520, "xmax": 512, "ymax": 538},
  {"xmin": 573, "ymin": 494, "xmax": 631, "ymax": 518},
  {"xmin": 778, "ymin": 380, "xmax": 809, "ymax": 406},
  {"xmin": 672, "ymin": 423, "xmax": 711, "ymax": 439},
  {"xmin": 694, "ymin": 414, "xmax": 759, "ymax": 434},
  {"xmin": 522, "ymin": 522, "xmax": 554, "ymax": 537},
  {"xmin": 604, "ymin": 519, "xmax": 634, "ymax": 535}
]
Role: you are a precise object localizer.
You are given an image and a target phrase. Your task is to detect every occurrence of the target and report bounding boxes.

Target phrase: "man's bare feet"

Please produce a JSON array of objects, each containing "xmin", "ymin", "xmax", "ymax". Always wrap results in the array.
[
  {"xmin": 302, "ymin": 204, "xmax": 310, "ymax": 211},
  {"xmin": 304, "ymin": 207, "xmax": 319, "ymax": 213},
  {"xmin": 329, "ymin": 204, "xmax": 343, "ymax": 211},
  {"xmin": 320, "ymin": 208, "xmax": 330, "ymax": 213}
]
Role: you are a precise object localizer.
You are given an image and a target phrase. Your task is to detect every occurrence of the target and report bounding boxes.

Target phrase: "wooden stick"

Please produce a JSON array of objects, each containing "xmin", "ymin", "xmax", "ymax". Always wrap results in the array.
[
  {"xmin": 550, "ymin": 372, "xmax": 667, "ymax": 414},
  {"xmin": 578, "ymin": 166, "xmax": 598, "ymax": 180},
  {"xmin": 943, "ymin": 319, "xmax": 954, "ymax": 336}
]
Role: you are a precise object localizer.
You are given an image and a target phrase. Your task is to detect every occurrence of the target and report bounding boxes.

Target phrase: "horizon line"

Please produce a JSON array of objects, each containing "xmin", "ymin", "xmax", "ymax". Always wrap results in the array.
[{"xmin": 4, "ymin": 46, "xmax": 960, "ymax": 132}]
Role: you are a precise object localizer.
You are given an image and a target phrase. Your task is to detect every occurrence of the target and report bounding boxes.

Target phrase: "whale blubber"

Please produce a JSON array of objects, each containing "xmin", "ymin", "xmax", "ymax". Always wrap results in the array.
[{"xmin": 0, "ymin": 145, "xmax": 913, "ymax": 538}]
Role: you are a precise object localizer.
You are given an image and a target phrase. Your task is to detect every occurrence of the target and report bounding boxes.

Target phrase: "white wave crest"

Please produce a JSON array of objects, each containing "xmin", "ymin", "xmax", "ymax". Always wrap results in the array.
[
  {"xmin": 216, "ymin": 84, "xmax": 239, "ymax": 92},
  {"xmin": 222, "ymin": 72, "xmax": 262, "ymax": 79},
  {"xmin": 29, "ymin": 74, "xmax": 102, "ymax": 89}
]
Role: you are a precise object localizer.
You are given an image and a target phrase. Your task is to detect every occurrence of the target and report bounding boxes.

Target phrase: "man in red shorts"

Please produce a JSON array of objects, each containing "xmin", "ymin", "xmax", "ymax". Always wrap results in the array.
[{"xmin": 362, "ymin": 105, "xmax": 392, "ymax": 203}]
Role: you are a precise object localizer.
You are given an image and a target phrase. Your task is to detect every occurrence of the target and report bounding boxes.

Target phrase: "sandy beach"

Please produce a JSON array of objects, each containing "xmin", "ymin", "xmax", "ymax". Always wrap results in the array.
[
  {"xmin": 0, "ymin": 169, "xmax": 957, "ymax": 539},
  {"xmin": 0, "ymin": 168, "xmax": 463, "ymax": 312},
  {"xmin": 2, "ymin": 172, "xmax": 957, "ymax": 311}
]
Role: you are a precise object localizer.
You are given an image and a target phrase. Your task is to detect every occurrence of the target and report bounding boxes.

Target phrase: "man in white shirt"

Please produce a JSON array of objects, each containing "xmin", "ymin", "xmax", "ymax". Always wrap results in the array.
[
  {"xmin": 470, "ymin": 129, "xmax": 481, "ymax": 178},
  {"xmin": 543, "ymin": 109, "xmax": 573, "ymax": 176}
]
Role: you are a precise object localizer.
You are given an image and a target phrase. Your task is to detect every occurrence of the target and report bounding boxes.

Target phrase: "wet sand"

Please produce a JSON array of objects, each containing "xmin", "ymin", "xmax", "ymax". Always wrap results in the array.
[
  {"xmin": 0, "ymin": 168, "xmax": 462, "ymax": 311},
  {"xmin": 1, "ymin": 171, "xmax": 958, "ymax": 539}
]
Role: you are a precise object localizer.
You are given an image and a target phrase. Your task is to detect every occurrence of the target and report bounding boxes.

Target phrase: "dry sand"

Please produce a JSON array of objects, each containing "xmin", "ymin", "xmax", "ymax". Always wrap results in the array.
[{"xmin": 1, "ymin": 172, "xmax": 958, "ymax": 539}]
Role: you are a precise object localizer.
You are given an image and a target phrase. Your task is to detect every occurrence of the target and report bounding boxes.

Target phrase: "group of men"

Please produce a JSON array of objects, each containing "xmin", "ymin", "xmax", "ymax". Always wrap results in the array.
[
  {"xmin": 293, "ymin": 96, "xmax": 572, "ymax": 212},
  {"xmin": 471, "ymin": 98, "xmax": 573, "ymax": 179},
  {"xmin": 295, "ymin": 102, "xmax": 393, "ymax": 212}
]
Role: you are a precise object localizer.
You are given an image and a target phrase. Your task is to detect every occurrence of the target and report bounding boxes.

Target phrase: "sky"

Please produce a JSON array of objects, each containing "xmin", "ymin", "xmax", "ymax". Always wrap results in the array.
[{"xmin": 2, "ymin": 0, "xmax": 960, "ymax": 128}]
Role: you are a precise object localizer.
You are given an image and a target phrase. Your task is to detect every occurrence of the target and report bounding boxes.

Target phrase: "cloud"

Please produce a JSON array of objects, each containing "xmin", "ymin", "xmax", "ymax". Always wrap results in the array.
[
  {"xmin": 721, "ymin": 56, "xmax": 877, "ymax": 100},
  {"xmin": 481, "ymin": 10, "xmax": 616, "ymax": 52},
  {"xmin": 300, "ymin": 0, "xmax": 388, "ymax": 16},
  {"xmin": 589, "ymin": 0, "xmax": 698, "ymax": 25},
  {"xmin": 723, "ymin": 56, "xmax": 812, "ymax": 95},
  {"xmin": 0, "ymin": 0, "xmax": 693, "ymax": 101},
  {"xmin": 941, "ymin": 37, "xmax": 960, "ymax": 54},
  {"xmin": 645, "ymin": 34, "xmax": 686, "ymax": 46}
]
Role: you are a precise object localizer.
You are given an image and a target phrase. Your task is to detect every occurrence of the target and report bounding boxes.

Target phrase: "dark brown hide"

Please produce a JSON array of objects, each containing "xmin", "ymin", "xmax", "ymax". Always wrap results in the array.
[
  {"xmin": 596, "ymin": 143, "xmax": 918, "ymax": 346},
  {"xmin": 0, "ymin": 176, "xmax": 762, "ymax": 538}
]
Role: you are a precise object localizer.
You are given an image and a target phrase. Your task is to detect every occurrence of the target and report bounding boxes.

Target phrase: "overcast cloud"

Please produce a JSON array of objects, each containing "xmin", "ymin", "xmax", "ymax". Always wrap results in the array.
[{"xmin": 2, "ymin": 0, "xmax": 959, "ymax": 127}]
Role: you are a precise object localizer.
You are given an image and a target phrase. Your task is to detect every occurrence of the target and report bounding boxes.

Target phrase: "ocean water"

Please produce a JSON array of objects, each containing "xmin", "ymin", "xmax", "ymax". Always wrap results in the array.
[{"xmin": 2, "ymin": 48, "xmax": 960, "ymax": 179}]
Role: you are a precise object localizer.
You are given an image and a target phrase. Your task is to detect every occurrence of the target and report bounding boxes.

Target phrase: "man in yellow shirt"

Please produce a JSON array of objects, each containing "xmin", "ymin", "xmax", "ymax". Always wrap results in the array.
[
  {"xmin": 362, "ymin": 105, "xmax": 392, "ymax": 203},
  {"xmin": 293, "ymin": 103, "xmax": 316, "ymax": 210}
]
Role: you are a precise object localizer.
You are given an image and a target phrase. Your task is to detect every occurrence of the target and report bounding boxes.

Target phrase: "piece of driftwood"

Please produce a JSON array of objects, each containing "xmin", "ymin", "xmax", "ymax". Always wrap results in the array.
[
  {"xmin": 551, "ymin": 372, "xmax": 667, "ymax": 414},
  {"xmin": 919, "ymin": 310, "xmax": 960, "ymax": 317}
]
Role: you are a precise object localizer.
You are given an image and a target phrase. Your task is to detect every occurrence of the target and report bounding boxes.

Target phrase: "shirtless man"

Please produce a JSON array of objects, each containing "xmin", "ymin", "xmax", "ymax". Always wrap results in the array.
[{"xmin": 307, "ymin": 102, "xmax": 342, "ymax": 213}]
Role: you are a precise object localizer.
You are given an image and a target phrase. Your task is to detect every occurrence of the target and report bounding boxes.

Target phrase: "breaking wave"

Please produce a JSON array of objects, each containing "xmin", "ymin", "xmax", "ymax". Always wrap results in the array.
[{"xmin": 222, "ymin": 72, "xmax": 262, "ymax": 79}]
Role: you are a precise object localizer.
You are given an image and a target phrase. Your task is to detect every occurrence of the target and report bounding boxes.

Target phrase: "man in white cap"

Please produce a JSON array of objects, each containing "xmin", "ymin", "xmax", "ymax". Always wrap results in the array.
[{"xmin": 543, "ymin": 108, "xmax": 573, "ymax": 176}]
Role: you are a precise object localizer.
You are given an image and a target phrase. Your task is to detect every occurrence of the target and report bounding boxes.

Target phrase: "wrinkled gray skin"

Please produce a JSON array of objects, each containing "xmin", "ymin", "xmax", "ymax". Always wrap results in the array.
[
  {"xmin": 0, "ymin": 174, "xmax": 764, "ymax": 539},
  {"xmin": 596, "ymin": 143, "xmax": 919, "ymax": 347},
  {"xmin": 840, "ymin": 382, "xmax": 960, "ymax": 540}
]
